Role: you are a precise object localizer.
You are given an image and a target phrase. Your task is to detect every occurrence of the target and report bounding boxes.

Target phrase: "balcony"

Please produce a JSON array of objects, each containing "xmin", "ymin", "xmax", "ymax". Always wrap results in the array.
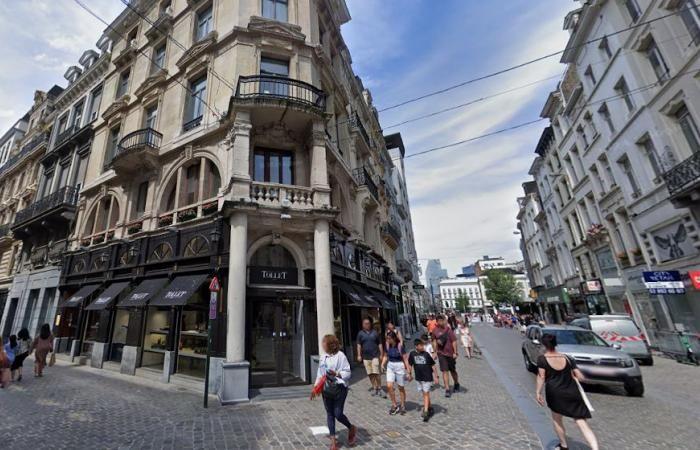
[
  {"xmin": 351, "ymin": 113, "xmax": 373, "ymax": 150},
  {"xmin": 249, "ymin": 182, "xmax": 315, "ymax": 210},
  {"xmin": 232, "ymin": 75, "xmax": 326, "ymax": 116},
  {"xmin": 353, "ymin": 167, "xmax": 379, "ymax": 203},
  {"xmin": 0, "ymin": 223, "xmax": 11, "ymax": 244},
  {"xmin": 46, "ymin": 123, "xmax": 93, "ymax": 162},
  {"xmin": 12, "ymin": 186, "xmax": 79, "ymax": 236},
  {"xmin": 110, "ymin": 128, "xmax": 163, "ymax": 176},
  {"xmin": 0, "ymin": 133, "xmax": 49, "ymax": 177},
  {"xmin": 381, "ymin": 221, "xmax": 402, "ymax": 249},
  {"xmin": 663, "ymin": 152, "xmax": 700, "ymax": 208}
]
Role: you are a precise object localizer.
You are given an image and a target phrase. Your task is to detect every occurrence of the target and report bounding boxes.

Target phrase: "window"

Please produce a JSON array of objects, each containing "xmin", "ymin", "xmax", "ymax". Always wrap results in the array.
[
  {"xmin": 161, "ymin": 159, "xmax": 221, "ymax": 214},
  {"xmin": 599, "ymin": 155, "xmax": 615, "ymax": 187},
  {"xmin": 57, "ymin": 115, "xmax": 68, "ymax": 134},
  {"xmin": 254, "ymin": 148, "xmax": 294, "ymax": 184},
  {"xmin": 584, "ymin": 65, "xmax": 596, "ymax": 86},
  {"xmin": 184, "ymin": 164, "xmax": 199, "ymax": 205},
  {"xmin": 615, "ymin": 77, "xmax": 635, "ymax": 112},
  {"xmin": 260, "ymin": 57, "xmax": 289, "ymax": 77},
  {"xmin": 144, "ymin": 104, "xmax": 158, "ymax": 129},
  {"xmin": 262, "ymin": 0, "xmax": 288, "ymax": 22},
  {"xmin": 71, "ymin": 100, "xmax": 85, "ymax": 128},
  {"xmin": 590, "ymin": 165, "xmax": 604, "ymax": 192},
  {"xmin": 151, "ymin": 43, "xmax": 166, "ymax": 74},
  {"xmin": 618, "ymin": 155, "xmax": 641, "ymax": 196},
  {"xmin": 680, "ymin": 0, "xmax": 700, "ymax": 45},
  {"xmin": 639, "ymin": 137, "xmax": 663, "ymax": 178},
  {"xmin": 57, "ymin": 163, "xmax": 70, "ymax": 188},
  {"xmin": 598, "ymin": 103, "xmax": 615, "ymax": 134},
  {"xmin": 676, "ymin": 105, "xmax": 700, "ymax": 154},
  {"xmin": 116, "ymin": 69, "xmax": 131, "ymax": 98},
  {"xmin": 135, "ymin": 181, "xmax": 149, "ymax": 216},
  {"xmin": 584, "ymin": 112, "xmax": 597, "ymax": 138},
  {"xmin": 86, "ymin": 85, "xmax": 102, "ymax": 123},
  {"xmin": 599, "ymin": 36, "xmax": 613, "ymax": 59},
  {"xmin": 184, "ymin": 75, "xmax": 206, "ymax": 129},
  {"xmin": 72, "ymin": 155, "xmax": 88, "ymax": 190},
  {"xmin": 645, "ymin": 39, "xmax": 670, "ymax": 82},
  {"xmin": 106, "ymin": 126, "xmax": 121, "ymax": 165},
  {"xmin": 195, "ymin": 5, "xmax": 213, "ymax": 41},
  {"xmin": 84, "ymin": 195, "xmax": 121, "ymax": 239},
  {"xmin": 624, "ymin": 0, "xmax": 642, "ymax": 22},
  {"xmin": 576, "ymin": 125, "xmax": 589, "ymax": 148},
  {"xmin": 127, "ymin": 27, "xmax": 138, "ymax": 43}
]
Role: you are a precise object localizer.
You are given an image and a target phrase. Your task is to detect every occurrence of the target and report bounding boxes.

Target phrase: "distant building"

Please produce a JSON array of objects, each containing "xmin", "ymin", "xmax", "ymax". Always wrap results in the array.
[
  {"xmin": 461, "ymin": 265, "xmax": 476, "ymax": 277},
  {"xmin": 474, "ymin": 255, "xmax": 520, "ymax": 275},
  {"xmin": 424, "ymin": 259, "xmax": 448, "ymax": 296},
  {"xmin": 439, "ymin": 277, "xmax": 484, "ymax": 311}
]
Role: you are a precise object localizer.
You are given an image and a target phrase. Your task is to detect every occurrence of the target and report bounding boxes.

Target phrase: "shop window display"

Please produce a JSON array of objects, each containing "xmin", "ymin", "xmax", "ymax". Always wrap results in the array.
[
  {"xmin": 110, "ymin": 309, "xmax": 130, "ymax": 362},
  {"xmin": 142, "ymin": 308, "xmax": 171, "ymax": 368},
  {"xmin": 177, "ymin": 307, "xmax": 208, "ymax": 377}
]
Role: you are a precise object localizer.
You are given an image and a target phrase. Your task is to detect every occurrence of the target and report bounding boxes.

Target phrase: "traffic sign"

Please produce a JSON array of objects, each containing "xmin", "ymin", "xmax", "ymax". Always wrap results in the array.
[
  {"xmin": 209, "ymin": 292, "xmax": 218, "ymax": 320},
  {"xmin": 209, "ymin": 276, "xmax": 220, "ymax": 292}
]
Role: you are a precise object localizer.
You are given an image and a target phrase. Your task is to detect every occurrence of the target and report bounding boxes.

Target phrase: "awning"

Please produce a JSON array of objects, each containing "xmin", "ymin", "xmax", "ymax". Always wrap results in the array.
[
  {"xmin": 149, "ymin": 274, "xmax": 208, "ymax": 307},
  {"xmin": 117, "ymin": 278, "xmax": 169, "ymax": 308},
  {"xmin": 336, "ymin": 279, "xmax": 373, "ymax": 308},
  {"xmin": 352, "ymin": 285, "xmax": 383, "ymax": 308},
  {"xmin": 59, "ymin": 284, "xmax": 101, "ymax": 308},
  {"xmin": 85, "ymin": 282, "xmax": 131, "ymax": 311},
  {"xmin": 369, "ymin": 289, "xmax": 395, "ymax": 309}
]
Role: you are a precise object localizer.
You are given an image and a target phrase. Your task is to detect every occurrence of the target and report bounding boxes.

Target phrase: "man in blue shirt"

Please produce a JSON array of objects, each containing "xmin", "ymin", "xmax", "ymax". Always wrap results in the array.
[{"xmin": 356, "ymin": 317, "xmax": 386, "ymax": 397}]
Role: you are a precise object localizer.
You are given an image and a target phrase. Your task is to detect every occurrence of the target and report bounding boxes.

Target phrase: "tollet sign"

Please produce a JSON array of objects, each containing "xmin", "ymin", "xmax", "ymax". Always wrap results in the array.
[{"xmin": 249, "ymin": 266, "xmax": 298, "ymax": 285}]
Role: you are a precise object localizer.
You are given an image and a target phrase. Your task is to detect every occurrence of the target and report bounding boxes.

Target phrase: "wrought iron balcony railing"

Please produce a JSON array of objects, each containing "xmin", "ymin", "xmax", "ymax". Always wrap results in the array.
[
  {"xmin": 54, "ymin": 124, "xmax": 79, "ymax": 149},
  {"xmin": 114, "ymin": 128, "xmax": 163, "ymax": 160},
  {"xmin": 13, "ymin": 185, "xmax": 78, "ymax": 226},
  {"xmin": 0, "ymin": 133, "xmax": 49, "ymax": 177},
  {"xmin": 352, "ymin": 113, "xmax": 373, "ymax": 149},
  {"xmin": 182, "ymin": 116, "xmax": 203, "ymax": 132},
  {"xmin": 353, "ymin": 166, "xmax": 379, "ymax": 202},
  {"xmin": 381, "ymin": 221, "xmax": 402, "ymax": 243},
  {"xmin": 0, "ymin": 223, "xmax": 10, "ymax": 239},
  {"xmin": 663, "ymin": 152, "xmax": 700, "ymax": 196},
  {"xmin": 234, "ymin": 75, "xmax": 326, "ymax": 110}
]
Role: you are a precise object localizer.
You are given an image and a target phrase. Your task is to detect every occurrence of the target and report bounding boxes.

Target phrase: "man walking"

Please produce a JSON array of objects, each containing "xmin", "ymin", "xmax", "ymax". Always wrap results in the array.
[
  {"xmin": 356, "ymin": 317, "xmax": 385, "ymax": 397},
  {"xmin": 432, "ymin": 315, "xmax": 459, "ymax": 397}
]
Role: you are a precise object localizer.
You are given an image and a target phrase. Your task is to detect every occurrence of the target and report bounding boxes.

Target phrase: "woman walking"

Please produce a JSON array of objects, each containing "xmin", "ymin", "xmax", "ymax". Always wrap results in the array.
[
  {"xmin": 382, "ymin": 331, "xmax": 410, "ymax": 415},
  {"xmin": 32, "ymin": 323, "xmax": 54, "ymax": 377},
  {"xmin": 0, "ymin": 338, "xmax": 13, "ymax": 388},
  {"xmin": 11, "ymin": 329, "xmax": 32, "ymax": 381},
  {"xmin": 458, "ymin": 321, "xmax": 473, "ymax": 359},
  {"xmin": 535, "ymin": 333, "xmax": 599, "ymax": 450},
  {"xmin": 311, "ymin": 334, "xmax": 357, "ymax": 450}
]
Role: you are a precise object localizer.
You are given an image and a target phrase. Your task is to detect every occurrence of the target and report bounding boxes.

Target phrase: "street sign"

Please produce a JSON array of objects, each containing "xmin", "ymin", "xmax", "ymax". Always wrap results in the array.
[
  {"xmin": 413, "ymin": 284, "xmax": 425, "ymax": 290},
  {"xmin": 209, "ymin": 276, "xmax": 220, "ymax": 292},
  {"xmin": 642, "ymin": 271, "xmax": 685, "ymax": 295},
  {"xmin": 209, "ymin": 292, "xmax": 217, "ymax": 320}
]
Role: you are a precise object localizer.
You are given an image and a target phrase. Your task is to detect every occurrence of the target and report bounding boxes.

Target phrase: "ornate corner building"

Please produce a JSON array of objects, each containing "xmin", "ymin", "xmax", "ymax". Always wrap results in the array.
[{"xmin": 0, "ymin": 0, "xmax": 422, "ymax": 403}]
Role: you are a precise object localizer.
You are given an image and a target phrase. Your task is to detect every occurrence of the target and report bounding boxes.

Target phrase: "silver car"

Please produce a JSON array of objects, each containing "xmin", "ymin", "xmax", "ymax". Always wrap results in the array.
[
  {"xmin": 570, "ymin": 315, "xmax": 653, "ymax": 365},
  {"xmin": 522, "ymin": 324, "xmax": 644, "ymax": 397}
]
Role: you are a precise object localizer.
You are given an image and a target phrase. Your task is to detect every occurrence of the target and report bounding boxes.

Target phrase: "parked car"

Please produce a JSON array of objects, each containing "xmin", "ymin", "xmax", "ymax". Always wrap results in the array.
[
  {"xmin": 570, "ymin": 315, "xmax": 653, "ymax": 366},
  {"xmin": 522, "ymin": 324, "xmax": 644, "ymax": 396}
]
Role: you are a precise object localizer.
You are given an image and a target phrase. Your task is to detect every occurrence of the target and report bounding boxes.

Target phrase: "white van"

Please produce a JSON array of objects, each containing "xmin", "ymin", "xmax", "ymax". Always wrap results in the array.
[{"xmin": 570, "ymin": 315, "xmax": 653, "ymax": 365}]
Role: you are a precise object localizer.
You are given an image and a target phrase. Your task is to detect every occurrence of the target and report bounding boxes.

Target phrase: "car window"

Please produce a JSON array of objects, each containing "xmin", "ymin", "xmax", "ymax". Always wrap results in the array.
[
  {"xmin": 590, "ymin": 319, "xmax": 640, "ymax": 337},
  {"xmin": 547, "ymin": 329, "xmax": 607, "ymax": 347}
]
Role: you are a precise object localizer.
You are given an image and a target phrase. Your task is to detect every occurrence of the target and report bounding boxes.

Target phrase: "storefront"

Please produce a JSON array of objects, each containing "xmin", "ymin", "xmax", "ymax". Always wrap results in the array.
[
  {"xmin": 55, "ymin": 283, "xmax": 101, "ymax": 354},
  {"xmin": 581, "ymin": 279, "xmax": 611, "ymax": 315},
  {"xmin": 81, "ymin": 281, "xmax": 131, "ymax": 360},
  {"xmin": 538, "ymin": 286, "xmax": 569, "ymax": 323}
]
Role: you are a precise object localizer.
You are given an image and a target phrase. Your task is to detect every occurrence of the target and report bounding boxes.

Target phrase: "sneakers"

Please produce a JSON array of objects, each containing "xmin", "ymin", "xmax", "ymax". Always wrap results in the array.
[
  {"xmin": 371, "ymin": 389, "xmax": 378, "ymax": 397},
  {"xmin": 445, "ymin": 388, "xmax": 452, "ymax": 398},
  {"xmin": 454, "ymin": 382, "xmax": 461, "ymax": 392},
  {"xmin": 399, "ymin": 407, "xmax": 406, "ymax": 416},
  {"xmin": 428, "ymin": 406, "xmax": 435, "ymax": 416},
  {"xmin": 389, "ymin": 405, "xmax": 400, "ymax": 415},
  {"xmin": 422, "ymin": 410, "xmax": 429, "ymax": 422},
  {"xmin": 378, "ymin": 389, "xmax": 387, "ymax": 398}
]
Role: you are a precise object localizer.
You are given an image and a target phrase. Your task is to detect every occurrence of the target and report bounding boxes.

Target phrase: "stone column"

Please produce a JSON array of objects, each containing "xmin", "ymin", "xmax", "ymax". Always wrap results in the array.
[
  {"xmin": 314, "ymin": 218, "xmax": 334, "ymax": 352},
  {"xmin": 229, "ymin": 111, "xmax": 252, "ymax": 201},
  {"xmin": 219, "ymin": 211, "xmax": 250, "ymax": 404},
  {"xmin": 310, "ymin": 121, "xmax": 330, "ymax": 207}
]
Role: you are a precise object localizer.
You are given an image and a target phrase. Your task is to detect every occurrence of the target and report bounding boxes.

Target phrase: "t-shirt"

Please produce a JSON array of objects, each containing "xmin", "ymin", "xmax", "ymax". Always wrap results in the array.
[
  {"xmin": 385, "ymin": 343, "xmax": 405, "ymax": 362},
  {"xmin": 426, "ymin": 319, "xmax": 437, "ymax": 334},
  {"xmin": 408, "ymin": 350, "xmax": 435, "ymax": 382},
  {"xmin": 432, "ymin": 326, "xmax": 456, "ymax": 356},
  {"xmin": 356, "ymin": 329, "xmax": 380, "ymax": 360}
]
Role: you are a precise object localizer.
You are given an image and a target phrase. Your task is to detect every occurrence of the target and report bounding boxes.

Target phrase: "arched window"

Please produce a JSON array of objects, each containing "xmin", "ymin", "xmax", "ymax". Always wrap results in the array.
[
  {"xmin": 250, "ymin": 244, "xmax": 296, "ymax": 268},
  {"xmin": 83, "ymin": 195, "xmax": 120, "ymax": 245},
  {"xmin": 159, "ymin": 158, "xmax": 221, "ymax": 225}
]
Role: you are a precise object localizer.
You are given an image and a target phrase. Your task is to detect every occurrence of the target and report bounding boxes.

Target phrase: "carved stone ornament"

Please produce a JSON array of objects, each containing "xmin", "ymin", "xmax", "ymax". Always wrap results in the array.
[
  {"xmin": 176, "ymin": 31, "xmax": 218, "ymax": 70},
  {"xmin": 102, "ymin": 96, "xmax": 130, "ymax": 121},
  {"xmin": 253, "ymin": 122, "xmax": 300, "ymax": 146},
  {"xmin": 133, "ymin": 70, "xmax": 167, "ymax": 100},
  {"xmin": 247, "ymin": 16, "xmax": 306, "ymax": 42}
]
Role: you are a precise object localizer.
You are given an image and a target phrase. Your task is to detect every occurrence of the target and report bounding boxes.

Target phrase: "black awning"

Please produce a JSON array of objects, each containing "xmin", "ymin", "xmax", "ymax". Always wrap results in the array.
[
  {"xmin": 59, "ymin": 284, "xmax": 102, "ymax": 308},
  {"xmin": 117, "ymin": 278, "xmax": 169, "ymax": 308},
  {"xmin": 370, "ymin": 289, "xmax": 395, "ymax": 309},
  {"xmin": 335, "ymin": 279, "xmax": 372, "ymax": 307},
  {"xmin": 85, "ymin": 282, "xmax": 131, "ymax": 311},
  {"xmin": 149, "ymin": 274, "xmax": 208, "ymax": 307},
  {"xmin": 352, "ymin": 285, "xmax": 383, "ymax": 308}
]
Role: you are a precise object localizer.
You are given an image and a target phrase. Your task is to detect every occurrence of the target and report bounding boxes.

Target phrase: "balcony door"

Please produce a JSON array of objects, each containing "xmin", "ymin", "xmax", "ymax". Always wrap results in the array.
[
  {"xmin": 254, "ymin": 148, "xmax": 294, "ymax": 185},
  {"xmin": 260, "ymin": 57, "xmax": 289, "ymax": 97}
]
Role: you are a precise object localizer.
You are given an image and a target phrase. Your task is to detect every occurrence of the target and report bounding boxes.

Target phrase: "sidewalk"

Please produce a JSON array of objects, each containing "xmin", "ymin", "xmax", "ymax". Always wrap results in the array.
[{"xmin": 1, "ymin": 345, "xmax": 540, "ymax": 449}]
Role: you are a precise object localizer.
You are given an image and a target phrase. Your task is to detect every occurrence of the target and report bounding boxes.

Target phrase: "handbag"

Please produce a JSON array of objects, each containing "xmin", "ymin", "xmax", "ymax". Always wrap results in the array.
[
  {"xmin": 48, "ymin": 352, "xmax": 56, "ymax": 367},
  {"xmin": 322, "ymin": 375, "xmax": 343, "ymax": 400},
  {"xmin": 567, "ymin": 356, "xmax": 594, "ymax": 413}
]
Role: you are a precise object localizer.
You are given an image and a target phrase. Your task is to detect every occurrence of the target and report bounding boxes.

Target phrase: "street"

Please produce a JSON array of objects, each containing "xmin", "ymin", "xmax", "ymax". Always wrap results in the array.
[{"xmin": 471, "ymin": 324, "xmax": 700, "ymax": 449}]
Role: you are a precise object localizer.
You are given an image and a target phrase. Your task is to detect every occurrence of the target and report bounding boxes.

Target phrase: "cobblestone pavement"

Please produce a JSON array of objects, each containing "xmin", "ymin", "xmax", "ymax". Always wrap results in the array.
[
  {"xmin": 0, "ymin": 340, "xmax": 539, "ymax": 450},
  {"xmin": 472, "ymin": 324, "xmax": 700, "ymax": 450}
]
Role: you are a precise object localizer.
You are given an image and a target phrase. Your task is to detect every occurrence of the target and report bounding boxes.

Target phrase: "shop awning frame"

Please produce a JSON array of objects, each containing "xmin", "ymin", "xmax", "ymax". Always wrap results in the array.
[
  {"xmin": 85, "ymin": 282, "xmax": 131, "ymax": 311},
  {"xmin": 348, "ymin": 284, "xmax": 383, "ymax": 308},
  {"xmin": 149, "ymin": 274, "xmax": 209, "ymax": 307},
  {"xmin": 59, "ymin": 284, "xmax": 102, "ymax": 309},
  {"xmin": 336, "ymin": 279, "xmax": 375, "ymax": 308},
  {"xmin": 117, "ymin": 278, "xmax": 169, "ymax": 308},
  {"xmin": 368, "ymin": 288, "xmax": 395, "ymax": 310}
]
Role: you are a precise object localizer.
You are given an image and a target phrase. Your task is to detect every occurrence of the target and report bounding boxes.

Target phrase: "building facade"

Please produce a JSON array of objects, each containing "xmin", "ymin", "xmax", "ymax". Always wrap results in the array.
[
  {"xmin": 0, "ymin": 0, "xmax": 421, "ymax": 403},
  {"xmin": 517, "ymin": 0, "xmax": 700, "ymax": 349},
  {"xmin": 439, "ymin": 276, "xmax": 484, "ymax": 311}
]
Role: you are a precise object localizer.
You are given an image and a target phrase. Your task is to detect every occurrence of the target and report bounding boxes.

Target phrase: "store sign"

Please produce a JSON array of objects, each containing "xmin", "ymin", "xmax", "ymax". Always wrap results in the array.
[
  {"xmin": 581, "ymin": 279, "xmax": 604, "ymax": 295},
  {"xmin": 164, "ymin": 290, "xmax": 189, "ymax": 300},
  {"xmin": 249, "ymin": 266, "xmax": 298, "ymax": 285},
  {"xmin": 413, "ymin": 284, "xmax": 425, "ymax": 290},
  {"xmin": 643, "ymin": 271, "xmax": 685, "ymax": 295}
]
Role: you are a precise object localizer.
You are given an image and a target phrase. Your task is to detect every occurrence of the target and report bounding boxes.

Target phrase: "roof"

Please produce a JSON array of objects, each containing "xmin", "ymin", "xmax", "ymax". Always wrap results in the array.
[
  {"xmin": 47, "ymin": 85, "xmax": 64, "ymax": 98},
  {"xmin": 384, "ymin": 133, "xmax": 405, "ymax": 158},
  {"xmin": 534, "ymin": 127, "xmax": 554, "ymax": 156}
]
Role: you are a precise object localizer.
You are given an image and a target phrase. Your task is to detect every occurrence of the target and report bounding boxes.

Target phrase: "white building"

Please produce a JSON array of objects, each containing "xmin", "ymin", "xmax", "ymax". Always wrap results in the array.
[
  {"xmin": 518, "ymin": 0, "xmax": 700, "ymax": 342},
  {"xmin": 439, "ymin": 277, "xmax": 484, "ymax": 311}
]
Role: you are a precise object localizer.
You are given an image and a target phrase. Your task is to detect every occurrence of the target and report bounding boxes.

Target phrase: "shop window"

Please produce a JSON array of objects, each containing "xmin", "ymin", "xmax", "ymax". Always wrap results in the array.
[
  {"xmin": 83, "ymin": 195, "xmax": 121, "ymax": 245},
  {"xmin": 91, "ymin": 253, "xmax": 110, "ymax": 272},
  {"xmin": 149, "ymin": 242, "xmax": 173, "ymax": 262},
  {"xmin": 251, "ymin": 244, "xmax": 296, "ymax": 268},
  {"xmin": 253, "ymin": 148, "xmax": 294, "ymax": 184},
  {"xmin": 183, "ymin": 236, "xmax": 209, "ymax": 257}
]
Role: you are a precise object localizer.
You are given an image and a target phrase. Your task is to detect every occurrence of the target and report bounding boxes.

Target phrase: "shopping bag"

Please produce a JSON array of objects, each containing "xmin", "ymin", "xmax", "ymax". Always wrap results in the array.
[
  {"xmin": 574, "ymin": 378, "xmax": 595, "ymax": 413},
  {"xmin": 48, "ymin": 352, "xmax": 56, "ymax": 367}
]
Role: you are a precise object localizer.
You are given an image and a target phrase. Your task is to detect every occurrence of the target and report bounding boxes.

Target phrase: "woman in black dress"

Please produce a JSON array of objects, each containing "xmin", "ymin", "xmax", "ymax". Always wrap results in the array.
[{"xmin": 535, "ymin": 334, "xmax": 599, "ymax": 450}]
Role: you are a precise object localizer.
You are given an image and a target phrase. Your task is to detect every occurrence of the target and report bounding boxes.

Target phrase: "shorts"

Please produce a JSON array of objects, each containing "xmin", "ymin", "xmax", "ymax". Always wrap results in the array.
[
  {"xmin": 385, "ymin": 361, "xmax": 406, "ymax": 386},
  {"xmin": 438, "ymin": 354, "xmax": 456, "ymax": 372},
  {"xmin": 416, "ymin": 381, "xmax": 432, "ymax": 393},
  {"xmin": 363, "ymin": 358, "xmax": 380, "ymax": 375}
]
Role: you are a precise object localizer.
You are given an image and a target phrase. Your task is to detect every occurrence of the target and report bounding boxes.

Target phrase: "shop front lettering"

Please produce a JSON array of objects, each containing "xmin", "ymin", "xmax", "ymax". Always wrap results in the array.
[
  {"xmin": 165, "ymin": 290, "xmax": 188, "ymax": 299},
  {"xmin": 261, "ymin": 270, "xmax": 288, "ymax": 280},
  {"xmin": 130, "ymin": 293, "xmax": 148, "ymax": 301}
]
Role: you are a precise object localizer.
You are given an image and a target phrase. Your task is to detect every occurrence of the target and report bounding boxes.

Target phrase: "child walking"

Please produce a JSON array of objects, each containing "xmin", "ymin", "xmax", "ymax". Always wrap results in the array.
[{"xmin": 408, "ymin": 337, "xmax": 436, "ymax": 422}]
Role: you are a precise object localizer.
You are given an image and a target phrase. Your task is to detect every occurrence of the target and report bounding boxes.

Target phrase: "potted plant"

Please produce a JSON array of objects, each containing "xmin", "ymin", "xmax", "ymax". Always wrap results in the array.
[
  {"xmin": 631, "ymin": 248, "xmax": 643, "ymax": 258},
  {"xmin": 617, "ymin": 251, "xmax": 630, "ymax": 266},
  {"xmin": 202, "ymin": 201, "xmax": 218, "ymax": 216},
  {"xmin": 106, "ymin": 230, "xmax": 115, "ymax": 241},
  {"xmin": 93, "ymin": 234, "xmax": 105, "ymax": 244},
  {"xmin": 158, "ymin": 214, "xmax": 173, "ymax": 227},
  {"xmin": 81, "ymin": 238, "xmax": 91, "ymax": 248},
  {"xmin": 127, "ymin": 220, "xmax": 143, "ymax": 234},
  {"xmin": 178, "ymin": 207, "xmax": 197, "ymax": 222}
]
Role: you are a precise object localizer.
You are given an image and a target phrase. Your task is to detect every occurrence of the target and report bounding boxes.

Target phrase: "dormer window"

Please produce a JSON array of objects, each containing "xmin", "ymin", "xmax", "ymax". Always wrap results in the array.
[{"xmin": 262, "ymin": 0, "xmax": 288, "ymax": 22}]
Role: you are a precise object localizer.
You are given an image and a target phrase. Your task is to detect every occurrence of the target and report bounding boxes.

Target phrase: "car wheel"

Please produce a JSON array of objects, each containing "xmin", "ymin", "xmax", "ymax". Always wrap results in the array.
[
  {"xmin": 523, "ymin": 351, "xmax": 536, "ymax": 373},
  {"xmin": 640, "ymin": 357, "xmax": 654, "ymax": 366},
  {"xmin": 624, "ymin": 379, "xmax": 644, "ymax": 397}
]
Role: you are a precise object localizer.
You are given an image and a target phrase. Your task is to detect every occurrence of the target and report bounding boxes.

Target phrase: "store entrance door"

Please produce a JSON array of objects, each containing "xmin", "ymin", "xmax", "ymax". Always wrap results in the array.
[
  {"xmin": 2, "ymin": 298, "xmax": 18, "ymax": 338},
  {"xmin": 249, "ymin": 299, "xmax": 305, "ymax": 388}
]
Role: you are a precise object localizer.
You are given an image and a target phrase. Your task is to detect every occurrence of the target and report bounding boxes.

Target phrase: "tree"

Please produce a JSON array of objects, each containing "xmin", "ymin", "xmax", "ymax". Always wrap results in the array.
[
  {"xmin": 482, "ymin": 269, "xmax": 522, "ymax": 308},
  {"xmin": 454, "ymin": 292, "xmax": 471, "ymax": 313}
]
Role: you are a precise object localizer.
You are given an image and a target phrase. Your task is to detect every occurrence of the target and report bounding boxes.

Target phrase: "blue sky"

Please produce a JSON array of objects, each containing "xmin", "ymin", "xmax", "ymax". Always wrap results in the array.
[{"xmin": 0, "ymin": 0, "xmax": 572, "ymax": 276}]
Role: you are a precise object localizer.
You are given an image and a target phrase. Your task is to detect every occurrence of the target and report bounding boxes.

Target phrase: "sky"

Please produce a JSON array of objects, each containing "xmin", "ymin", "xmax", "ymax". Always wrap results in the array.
[{"xmin": 0, "ymin": 0, "xmax": 573, "ymax": 277}]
